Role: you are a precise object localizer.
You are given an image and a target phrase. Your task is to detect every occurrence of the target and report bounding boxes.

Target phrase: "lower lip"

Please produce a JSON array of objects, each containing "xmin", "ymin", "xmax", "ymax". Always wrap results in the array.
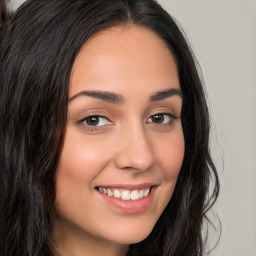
[{"xmin": 96, "ymin": 187, "xmax": 156, "ymax": 213}]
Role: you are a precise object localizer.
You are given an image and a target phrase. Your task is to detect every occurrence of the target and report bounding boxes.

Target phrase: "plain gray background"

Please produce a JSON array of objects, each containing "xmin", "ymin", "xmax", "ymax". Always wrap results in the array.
[
  {"xmin": 157, "ymin": 1, "xmax": 256, "ymax": 255},
  {"xmin": 7, "ymin": 0, "xmax": 256, "ymax": 255}
]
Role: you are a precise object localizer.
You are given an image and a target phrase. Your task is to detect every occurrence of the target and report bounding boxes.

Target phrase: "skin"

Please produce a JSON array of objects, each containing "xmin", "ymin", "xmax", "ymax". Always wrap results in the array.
[{"xmin": 53, "ymin": 25, "xmax": 184, "ymax": 256}]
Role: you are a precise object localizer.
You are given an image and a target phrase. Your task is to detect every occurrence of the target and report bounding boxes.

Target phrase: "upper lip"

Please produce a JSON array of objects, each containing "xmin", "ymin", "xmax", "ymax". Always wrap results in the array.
[{"xmin": 96, "ymin": 183, "xmax": 157, "ymax": 190}]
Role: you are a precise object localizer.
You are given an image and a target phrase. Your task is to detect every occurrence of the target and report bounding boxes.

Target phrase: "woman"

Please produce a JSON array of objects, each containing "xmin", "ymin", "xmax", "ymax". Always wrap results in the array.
[{"xmin": 0, "ymin": 0, "xmax": 220, "ymax": 255}]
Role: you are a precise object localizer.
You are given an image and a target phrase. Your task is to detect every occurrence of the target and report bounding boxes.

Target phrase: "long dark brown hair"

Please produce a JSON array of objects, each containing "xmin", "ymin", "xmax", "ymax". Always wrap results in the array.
[{"xmin": 0, "ymin": 0, "xmax": 220, "ymax": 255}]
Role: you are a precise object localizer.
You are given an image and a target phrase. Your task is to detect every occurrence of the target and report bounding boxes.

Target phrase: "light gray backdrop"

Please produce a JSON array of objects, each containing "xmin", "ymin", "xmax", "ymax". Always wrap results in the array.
[{"xmin": 158, "ymin": 1, "xmax": 256, "ymax": 255}]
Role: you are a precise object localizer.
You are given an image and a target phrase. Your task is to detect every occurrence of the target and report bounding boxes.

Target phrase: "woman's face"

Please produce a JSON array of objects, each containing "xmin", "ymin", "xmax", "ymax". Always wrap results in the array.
[{"xmin": 54, "ymin": 25, "xmax": 184, "ymax": 252}]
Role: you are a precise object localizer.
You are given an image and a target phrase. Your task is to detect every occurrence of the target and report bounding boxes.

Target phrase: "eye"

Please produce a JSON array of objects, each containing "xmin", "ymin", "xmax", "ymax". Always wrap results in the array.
[
  {"xmin": 81, "ymin": 115, "xmax": 110, "ymax": 127},
  {"xmin": 147, "ymin": 113, "xmax": 176, "ymax": 125},
  {"xmin": 76, "ymin": 115, "xmax": 113, "ymax": 133}
]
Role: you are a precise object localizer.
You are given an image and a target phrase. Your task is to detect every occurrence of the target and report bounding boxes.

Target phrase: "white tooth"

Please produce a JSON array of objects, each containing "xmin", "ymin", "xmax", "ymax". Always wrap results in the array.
[
  {"xmin": 103, "ymin": 188, "xmax": 107, "ymax": 194},
  {"xmin": 99, "ymin": 187, "xmax": 103, "ymax": 193},
  {"xmin": 130, "ymin": 190, "xmax": 139, "ymax": 200},
  {"xmin": 114, "ymin": 189, "xmax": 121, "ymax": 198},
  {"xmin": 139, "ymin": 190, "xmax": 144, "ymax": 199},
  {"xmin": 143, "ymin": 188, "xmax": 150, "ymax": 197},
  {"xmin": 121, "ymin": 191, "xmax": 131, "ymax": 200},
  {"xmin": 107, "ymin": 189, "xmax": 113, "ymax": 196}
]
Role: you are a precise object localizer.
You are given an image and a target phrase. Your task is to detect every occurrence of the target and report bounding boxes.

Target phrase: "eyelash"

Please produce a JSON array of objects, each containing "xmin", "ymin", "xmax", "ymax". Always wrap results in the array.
[
  {"xmin": 77, "ymin": 113, "xmax": 178, "ymax": 132},
  {"xmin": 77, "ymin": 115, "xmax": 112, "ymax": 131},
  {"xmin": 147, "ymin": 113, "xmax": 177, "ymax": 126}
]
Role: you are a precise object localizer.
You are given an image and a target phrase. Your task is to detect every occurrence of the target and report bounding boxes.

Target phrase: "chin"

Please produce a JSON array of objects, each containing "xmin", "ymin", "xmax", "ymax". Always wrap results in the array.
[{"xmin": 99, "ymin": 218, "xmax": 156, "ymax": 245}]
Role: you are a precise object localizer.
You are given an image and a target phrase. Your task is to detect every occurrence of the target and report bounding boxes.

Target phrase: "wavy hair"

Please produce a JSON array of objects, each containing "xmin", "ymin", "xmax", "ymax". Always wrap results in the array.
[{"xmin": 0, "ymin": 0, "xmax": 219, "ymax": 255}]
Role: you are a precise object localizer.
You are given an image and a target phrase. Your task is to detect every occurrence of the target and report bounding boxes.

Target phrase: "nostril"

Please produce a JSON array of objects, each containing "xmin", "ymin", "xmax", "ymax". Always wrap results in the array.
[{"xmin": 115, "ymin": 154, "xmax": 154, "ymax": 171}]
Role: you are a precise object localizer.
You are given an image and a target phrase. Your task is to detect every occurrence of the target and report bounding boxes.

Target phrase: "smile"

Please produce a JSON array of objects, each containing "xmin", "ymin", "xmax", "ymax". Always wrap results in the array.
[{"xmin": 97, "ymin": 187, "xmax": 151, "ymax": 201}]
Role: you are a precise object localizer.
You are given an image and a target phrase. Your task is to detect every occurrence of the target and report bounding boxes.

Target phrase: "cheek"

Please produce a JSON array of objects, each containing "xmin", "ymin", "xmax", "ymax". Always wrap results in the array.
[
  {"xmin": 56, "ymin": 128, "xmax": 110, "ymax": 182},
  {"xmin": 54, "ymin": 128, "xmax": 111, "ymax": 207},
  {"xmin": 154, "ymin": 128, "xmax": 185, "ymax": 180},
  {"xmin": 153, "ymin": 127, "xmax": 184, "ymax": 215}
]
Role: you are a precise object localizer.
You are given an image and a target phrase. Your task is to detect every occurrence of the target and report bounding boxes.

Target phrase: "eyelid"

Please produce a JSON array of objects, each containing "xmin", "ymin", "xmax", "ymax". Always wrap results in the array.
[
  {"xmin": 76, "ymin": 115, "xmax": 113, "ymax": 131},
  {"xmin": 146, "ymin": 112, "xmax": 178, "ymax": 125},
  {"xmin": 74, "ymin": 111, "xmax": 179, "ymax": 133}
]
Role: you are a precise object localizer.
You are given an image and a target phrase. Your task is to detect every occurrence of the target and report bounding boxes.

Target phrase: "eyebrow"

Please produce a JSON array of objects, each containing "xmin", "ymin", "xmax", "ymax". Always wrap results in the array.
[
  {"xmin": 69, "ymin": 90, "xmax": 124, "ymax": 104},
  {"xmin": 150, "ymin": 88, "xmax": 183, "ymax": 101},
  {"xmin": 69, "ymin": 88, "xmax": 182, "ymax": 104}
]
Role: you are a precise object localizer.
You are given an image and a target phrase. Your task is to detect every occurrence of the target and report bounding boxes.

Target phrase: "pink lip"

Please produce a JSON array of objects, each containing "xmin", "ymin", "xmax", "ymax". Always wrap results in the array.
[{"xmin": 96, "ymin": 186, "xmax": 157, "ymax": 213}]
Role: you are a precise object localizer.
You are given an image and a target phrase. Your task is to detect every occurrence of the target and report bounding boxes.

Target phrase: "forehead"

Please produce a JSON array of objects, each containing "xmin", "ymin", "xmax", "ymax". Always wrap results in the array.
[{"xmin": 70, "ymin": 25, "xmax": 180, "ymax": 98}]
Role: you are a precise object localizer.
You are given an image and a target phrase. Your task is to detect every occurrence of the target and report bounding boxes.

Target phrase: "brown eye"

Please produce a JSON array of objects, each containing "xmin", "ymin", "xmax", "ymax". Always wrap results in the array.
[
  {"xmin": 82, "ymin": 116, "xmax": 109, "ymax": 126},
  {"xmin": 84, "ymin": 116, "xmax": 100, "ymax": 126},
  {"xmin": 151, "ymin": 114, "xmax": 165, "ymax": 123},
  {"xmin": 77, "ymin": 115, "xmax": 113, "ymax": 132},
  {"xmin": 147, "ymin": 113, "xmax": 174, "ymax": 125}
]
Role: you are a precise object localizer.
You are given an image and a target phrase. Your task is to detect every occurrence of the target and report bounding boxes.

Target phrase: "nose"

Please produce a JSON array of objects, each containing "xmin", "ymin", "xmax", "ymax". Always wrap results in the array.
[{"xmin": 115, "ymin": 126, "xmax": 155, "ymax": 172}]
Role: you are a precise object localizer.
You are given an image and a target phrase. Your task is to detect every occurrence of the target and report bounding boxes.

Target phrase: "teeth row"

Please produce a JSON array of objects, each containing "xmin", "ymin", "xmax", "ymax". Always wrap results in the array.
[{"xmin": 98, "ymin": 187, "xmax": 150, "ymax": 201}]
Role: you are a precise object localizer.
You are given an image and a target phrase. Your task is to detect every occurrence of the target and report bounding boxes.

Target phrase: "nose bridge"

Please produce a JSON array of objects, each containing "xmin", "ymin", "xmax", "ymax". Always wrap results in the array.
[{"xmin": 115, "ymin": 120, "xmax": 155, "ymax": 171}]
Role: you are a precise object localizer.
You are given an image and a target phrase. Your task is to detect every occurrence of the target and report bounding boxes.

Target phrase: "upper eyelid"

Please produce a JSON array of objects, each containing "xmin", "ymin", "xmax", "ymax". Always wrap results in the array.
[
  {"xmin": 79, "ymin": 114, "xmax": 109, "ymax": 120},
  {"xmin": 148, "ymin": 112, "xmax": 178, "ymax": 119},
  {"xmin": 76, "ymin": 116, "xmax": 112, "ymax": 132},
  {"xmin": 79, "ymin": 115, "xmax": 111, "ymax": 123},
  {"xmin": 72, "ymin": 102, "xmax": 180, "ymax": 118},
  {"xmin": 78, "ymin": 112, "xmax": 177, "ymax": 125},
  {"xmin": 147, "ymin": 113, "xmax": 176, "ymax": 123}
]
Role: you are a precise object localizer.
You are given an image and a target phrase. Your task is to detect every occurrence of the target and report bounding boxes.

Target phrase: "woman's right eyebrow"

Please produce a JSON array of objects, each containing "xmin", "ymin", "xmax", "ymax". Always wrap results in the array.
[{"xmin": 69, "ymin": 90, "xmax": 124, "ymax": 105}]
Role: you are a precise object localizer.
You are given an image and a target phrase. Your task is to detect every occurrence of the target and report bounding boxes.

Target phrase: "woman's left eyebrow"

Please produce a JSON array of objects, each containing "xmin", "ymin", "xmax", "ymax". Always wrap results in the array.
[{"xmin": 149, "ymin": 88, "xmax": 183, "ymax": 102}]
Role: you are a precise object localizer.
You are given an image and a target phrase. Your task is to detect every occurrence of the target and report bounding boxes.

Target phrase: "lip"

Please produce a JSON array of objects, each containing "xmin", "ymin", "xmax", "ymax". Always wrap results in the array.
[
  {"xmin": 96, "ymin": 182, "xmax": 156, "ymax": 190},
  {"xmin": 96, "ymin": 185, "xmax": 157, "ymax": 213}
]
